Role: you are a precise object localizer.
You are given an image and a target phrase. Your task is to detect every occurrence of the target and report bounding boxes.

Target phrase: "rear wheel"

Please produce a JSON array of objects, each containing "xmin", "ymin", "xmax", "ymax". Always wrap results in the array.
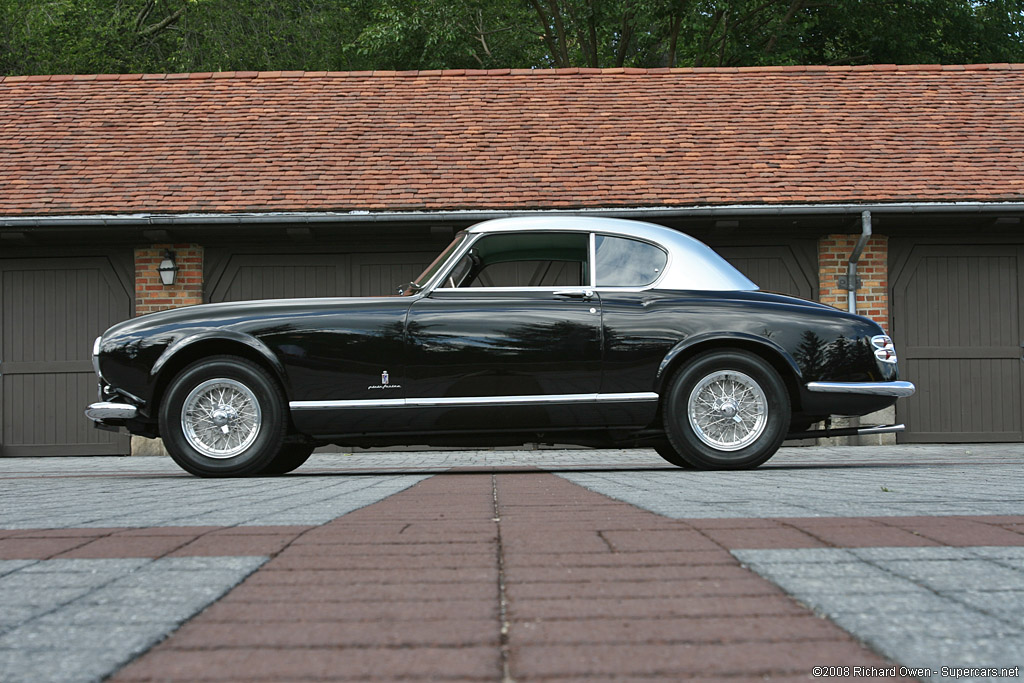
[
  {"xmin": 159, "ymin": 356, "xmax": 286, "ymax": 477},
  {"xmin": 652, "ymin": 440, "xmax": 694, "ymax": 469},
  {"xmin": 663, "ymin": 350, "xmax": 790, "ymax": 470}
]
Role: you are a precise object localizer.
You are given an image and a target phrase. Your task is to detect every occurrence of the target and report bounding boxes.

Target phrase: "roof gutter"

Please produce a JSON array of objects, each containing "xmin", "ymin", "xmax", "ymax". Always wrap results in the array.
[{"xmin": 3, "ymin": 201, "xmax": 1024, "ymax": 228}]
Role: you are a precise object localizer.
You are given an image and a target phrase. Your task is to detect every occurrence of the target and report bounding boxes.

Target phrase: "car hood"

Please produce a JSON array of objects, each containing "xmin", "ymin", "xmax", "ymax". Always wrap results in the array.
[{"xmin": 102, "ymin": 296, "xmax": 405, "ymax": 341}]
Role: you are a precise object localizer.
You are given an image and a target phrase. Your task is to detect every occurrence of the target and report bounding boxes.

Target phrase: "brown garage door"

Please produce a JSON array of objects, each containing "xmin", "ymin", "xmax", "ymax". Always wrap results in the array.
[
  {"xmin": 891, "ymin": 244, "xmax": 1023, "ymax": 442},
  {"xmin": 0, "ymin": 257, "xmax": 132, "ymax": 456},
  {"xmin": 718, "ymin": 245, "xmax": 818, "ymax": 300},
  {"xmin": 208, "ymin": 252, "xmax": 436, "ymax": 303}
]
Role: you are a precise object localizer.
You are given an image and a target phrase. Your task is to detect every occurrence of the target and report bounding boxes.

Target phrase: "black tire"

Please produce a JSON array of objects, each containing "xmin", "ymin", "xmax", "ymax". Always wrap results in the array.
[
  {"xmin": 261, "ymin": 443, "xmax": 316, "ymax": 476},
  {"xmin": 159, "ymin": 356, "xmax": 287, "ymax": 477},
  {"xmin": 663, "ymin": 350, "xmax": 790, "ymax": 470},
  {"xmin": 652, "ymin": 440, "xmax": 695, "ymax": 469}
]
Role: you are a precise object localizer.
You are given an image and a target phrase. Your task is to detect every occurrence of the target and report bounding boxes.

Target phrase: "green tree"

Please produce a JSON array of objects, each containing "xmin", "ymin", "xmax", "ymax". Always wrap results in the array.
[
  {"xmin": 0, "ymin": 0, "xmax": 200, "ymax": 74},
  {"xmin": 2, "ymin": 0, "xmax": 1022, "ymax": 76},
  {"xmin": 355, "ymin": 0, "xmax": 542, "ymax": 69},
  {"xmin": 170, "ymin": 0, "xmax": 376, "ymax": 72}
]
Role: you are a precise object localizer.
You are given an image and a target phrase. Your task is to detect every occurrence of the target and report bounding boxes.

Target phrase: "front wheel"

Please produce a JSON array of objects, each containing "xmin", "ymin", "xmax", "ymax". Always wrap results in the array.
[
  {"xmin": 159, "ymin": 356, "xmax": 287, "ymax": 477},
  {"xmin": 262, "ymin": 443, "xmax": 316, "ymax": 476},
  {"xmin": 663, "ymin": 350, "xmax": 790, "ymax": 470}
]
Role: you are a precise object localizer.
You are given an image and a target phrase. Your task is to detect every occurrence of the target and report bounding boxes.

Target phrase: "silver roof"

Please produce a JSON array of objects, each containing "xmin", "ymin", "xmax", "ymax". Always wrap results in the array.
[{"xmin": 466, "ymin": 216, "xmax": 758, "ymax": 291}]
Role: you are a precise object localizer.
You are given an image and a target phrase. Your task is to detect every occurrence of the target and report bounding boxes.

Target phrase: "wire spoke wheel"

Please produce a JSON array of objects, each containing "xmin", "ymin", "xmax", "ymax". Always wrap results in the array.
[
  {"xmin": 687, "ymin": 370, "xmax": 767, "ymax": 451},
  {"xmin": 662, "ymin": 350, "xmax": 789, "ymax": 470},
  {"xmin": 181, "ymin": 378, "xmax": 262, "ymax": 459}
]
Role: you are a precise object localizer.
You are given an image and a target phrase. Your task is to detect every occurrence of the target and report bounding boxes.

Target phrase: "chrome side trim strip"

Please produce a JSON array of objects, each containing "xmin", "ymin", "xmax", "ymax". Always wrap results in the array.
[
  {"xmin": 85, "ymin": 402, "xmax": 138, "ymax": 421},
  {"xmin": 290, "ymin": 392, "xmax": 658, "ymax": 410},
  {"xmin": 805, "ymin": 381, "xmax": 916, "ymax": 397},
  {"xmin": 290, "ymin": 398, "xmax": 407, "ymax": 410}
]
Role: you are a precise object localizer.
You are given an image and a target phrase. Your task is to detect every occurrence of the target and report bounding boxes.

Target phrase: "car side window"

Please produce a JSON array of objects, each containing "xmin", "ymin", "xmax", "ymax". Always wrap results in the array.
[
  {"xmin": 440, "ymin": 232, "xmax": 588, "ymax": 288},
  {"xmin": 594, "ymin": 235, "xmax": 667, "ymax": 287}
]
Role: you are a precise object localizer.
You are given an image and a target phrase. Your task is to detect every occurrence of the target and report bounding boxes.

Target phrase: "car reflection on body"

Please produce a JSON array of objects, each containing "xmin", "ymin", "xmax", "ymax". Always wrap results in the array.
[{"xmin": 86, "ymin": 216, "xmax": 914, "ymax": 477}]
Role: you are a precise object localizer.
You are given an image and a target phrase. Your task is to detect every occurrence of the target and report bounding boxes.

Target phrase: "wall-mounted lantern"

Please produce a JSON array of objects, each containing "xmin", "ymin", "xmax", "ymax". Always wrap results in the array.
[{"xmin": 157, "ymin": 250, "xmax": 178, "ymax": 286}]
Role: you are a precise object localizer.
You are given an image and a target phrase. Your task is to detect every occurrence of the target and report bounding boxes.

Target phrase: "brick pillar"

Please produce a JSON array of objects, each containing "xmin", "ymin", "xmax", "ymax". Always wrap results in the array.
[
  {"xmin": 131, "ymin": 244, "xmax": 204, "ymax": 456},
  {"xmin": 817, "ymin": 234, "xmax": 894, "ymax": 445},
  {"xmin": 135, "ymin": 244, "xmax": 203, "ymax": 316},
  {"xmin": 817, "ymin": 234, "xmax": 889, "ymax": 328}
]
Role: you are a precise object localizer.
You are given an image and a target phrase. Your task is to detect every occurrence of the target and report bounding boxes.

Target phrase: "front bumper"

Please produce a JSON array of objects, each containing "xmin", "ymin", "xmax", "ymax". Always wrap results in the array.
[
  {"xmin": 805, "ymin": 381, "xmax": 916, "ymax": 397},
  {"xmin": 85, "ymin": 402, "xmax": 138, "ymax": 422}
]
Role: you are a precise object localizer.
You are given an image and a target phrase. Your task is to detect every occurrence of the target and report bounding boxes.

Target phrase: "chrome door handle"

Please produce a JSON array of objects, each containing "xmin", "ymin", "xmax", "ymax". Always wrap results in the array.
[{"xmin": 553, "ymin": 289, "xmax": 594, "ymax": 300}]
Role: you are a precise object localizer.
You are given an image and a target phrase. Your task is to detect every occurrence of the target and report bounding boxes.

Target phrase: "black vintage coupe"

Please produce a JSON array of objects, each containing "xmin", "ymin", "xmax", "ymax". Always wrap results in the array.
[{"xmin": 87, "ymin": 217, "xmax": 914, "ymax": 476}]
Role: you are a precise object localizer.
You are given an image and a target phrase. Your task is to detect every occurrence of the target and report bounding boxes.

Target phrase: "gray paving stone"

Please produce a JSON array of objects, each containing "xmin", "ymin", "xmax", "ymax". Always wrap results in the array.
[
  {"xmin": 0, "ymin": 606, "xmax": 48, "ymax": 633},
  {"xmin": 735, "ymin": 547, "xmax": 1024, "ymax": 681},
  {"xmin": 31, "ymin": 603, "xmax": 193, "ymax": 627},
  {"xmin": 872, "ymin": 559, "xmax": 1024, "ymax": 592},
  {"xmin": 17, "ymin": 558, "xmax": 151, "ymax": 573},
  {"xmin": 0, "ymin": 472, "xmax": 429, "ymax": 528},
  {"xmin": 851, "ymin": 547, "xmax": 997, "ymax": 562},
  {"xmin": 81, "ymin": 582, "xmax": 236, "ymax": 606},
  {"xmin": 0, "ymin": 571, "xmax": 123, "ymax": 590},
  {"xmin": 732, "ymin": 547, "xmax": 861, "ymax": 564},
  {"xmin": 0, "ymin": 556, "xmax": 267, "ymax": 683},
  {"xmin": 0, "ymin": 649, "xmax": 128, "ymax": 683},
  {"xmin": 879, "ymin": 636, "xmax": 1024, "ymax": 682},
  {"xmin": 0, "ymin": 585, "xmax": 95, "ymax": 606},
  {"xmin": 0, "ymin": 560, "xmax": 36, "ymax": 577},
  {"xmin": 0, "ymin": 621, "xmax": 176, "ymax": 652},
  {"xmin": 947, "ymin": 591, "xmax": 1024, "ymax": 628},
  {"xmin": 137, "ymin": 556, "xmax": 266, "ymax": 572},
  {"xmin": 558, "ymin": 457, "xmax": 1024, "ymax": 518},
  {"xmin": 737, "ymin": 559, "xmax": 895, "ymax": 579},
  {"xmin": 821, "ymin": 592, "xmax": 957, "ymax": 615},
  {"xmin": 830, "ymin": 607, "xmax": 1016, "ymax": 640}
]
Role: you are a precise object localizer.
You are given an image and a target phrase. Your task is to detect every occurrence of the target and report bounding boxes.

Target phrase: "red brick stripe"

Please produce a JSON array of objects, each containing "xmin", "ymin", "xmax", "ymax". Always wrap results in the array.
[
  {"xmin": 0, "ymin": 526, "xmax": 311, "ymax": 560},
  {"xmin": 111, "ymin": 473, "xmax": 902, "ymax": 681}
]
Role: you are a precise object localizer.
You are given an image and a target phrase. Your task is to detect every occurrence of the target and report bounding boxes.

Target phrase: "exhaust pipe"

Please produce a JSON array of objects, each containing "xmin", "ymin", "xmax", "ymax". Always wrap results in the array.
[{"xmin": 787, "ymin": 423, "xmax": 905, "ymax": 440}]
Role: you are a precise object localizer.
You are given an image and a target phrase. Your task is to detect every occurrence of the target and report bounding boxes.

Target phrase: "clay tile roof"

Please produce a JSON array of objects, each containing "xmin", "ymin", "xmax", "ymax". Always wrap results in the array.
[{"xmin": 1, "ymin": 65, "xmax": 1023, "ymax": 217}]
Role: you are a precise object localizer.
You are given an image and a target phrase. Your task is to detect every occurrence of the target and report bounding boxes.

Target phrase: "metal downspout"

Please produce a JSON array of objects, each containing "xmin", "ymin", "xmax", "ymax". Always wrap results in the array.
[
  {"xmin": 844, "ymin": 210, "xmax": 872, "ymax": 445},
  {"xmin": 847, "ymin": 210, "xmax": 872, "ymax": 314}
]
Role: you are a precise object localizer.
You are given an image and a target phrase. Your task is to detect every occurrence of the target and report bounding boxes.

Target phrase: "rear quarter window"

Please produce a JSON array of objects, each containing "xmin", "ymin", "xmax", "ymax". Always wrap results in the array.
[{"xmin": 594, "ymin": 235, "xmax": 667, "ymax": 287}]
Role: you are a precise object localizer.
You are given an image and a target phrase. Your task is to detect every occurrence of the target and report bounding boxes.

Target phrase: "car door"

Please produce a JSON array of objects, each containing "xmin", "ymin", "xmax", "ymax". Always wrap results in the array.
[{"xmin": 403, "ymin": 231, "xmax": 605, "ymax": 432}]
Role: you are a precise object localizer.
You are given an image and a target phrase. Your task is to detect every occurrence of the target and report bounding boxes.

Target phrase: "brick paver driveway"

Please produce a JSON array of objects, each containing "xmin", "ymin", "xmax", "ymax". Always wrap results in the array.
[{"xmin": 1, "ymin": 445, "xmax": 1022, "ymax": 682}]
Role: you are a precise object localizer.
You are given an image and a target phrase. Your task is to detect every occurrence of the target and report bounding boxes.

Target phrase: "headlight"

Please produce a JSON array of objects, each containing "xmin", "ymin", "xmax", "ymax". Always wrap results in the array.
[{"xmin": 870, "ymin": 335, "xmax": 897, "ymax": 364}]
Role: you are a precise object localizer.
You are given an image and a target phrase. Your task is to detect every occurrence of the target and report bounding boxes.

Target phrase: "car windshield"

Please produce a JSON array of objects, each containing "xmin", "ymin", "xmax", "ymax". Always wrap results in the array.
[{"xmin": 411, "ymin": 232, "xmax": 468, "ymax": 290}]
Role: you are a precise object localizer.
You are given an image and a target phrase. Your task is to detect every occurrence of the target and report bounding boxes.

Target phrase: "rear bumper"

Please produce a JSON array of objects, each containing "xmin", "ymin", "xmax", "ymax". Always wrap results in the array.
[{"xmin": 805, "ymin": 380, "xmax": 916, "ymax": 397}]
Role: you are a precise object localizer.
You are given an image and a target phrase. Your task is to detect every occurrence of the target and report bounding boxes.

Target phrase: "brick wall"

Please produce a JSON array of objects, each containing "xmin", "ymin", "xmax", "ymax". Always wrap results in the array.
[
  {"xmin": 135, "ymin": 244, "xmax": 203, "ymax": 316},
  {"xmin": 818, "ymin": 234, "xmax": 889, "ymax": 329}
]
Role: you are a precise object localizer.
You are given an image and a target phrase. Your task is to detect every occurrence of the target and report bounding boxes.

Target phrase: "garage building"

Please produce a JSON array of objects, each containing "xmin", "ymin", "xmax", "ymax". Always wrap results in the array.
[{"xmin": 1, "ymin": 65, "xmax": 1023, "ymax": 455}]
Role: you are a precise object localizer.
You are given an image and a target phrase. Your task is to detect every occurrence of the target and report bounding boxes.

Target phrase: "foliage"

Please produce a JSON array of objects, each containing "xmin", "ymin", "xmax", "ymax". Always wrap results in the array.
[{"xmin": 1, "ymin": 0, "xmax": 1022, "ymax": 75}]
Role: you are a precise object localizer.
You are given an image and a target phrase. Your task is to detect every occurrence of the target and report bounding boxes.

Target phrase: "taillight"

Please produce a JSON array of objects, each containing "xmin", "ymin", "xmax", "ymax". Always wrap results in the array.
[{"xmin": 871, "ymin": 335, "xmax": 897, "ymax": 364}]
